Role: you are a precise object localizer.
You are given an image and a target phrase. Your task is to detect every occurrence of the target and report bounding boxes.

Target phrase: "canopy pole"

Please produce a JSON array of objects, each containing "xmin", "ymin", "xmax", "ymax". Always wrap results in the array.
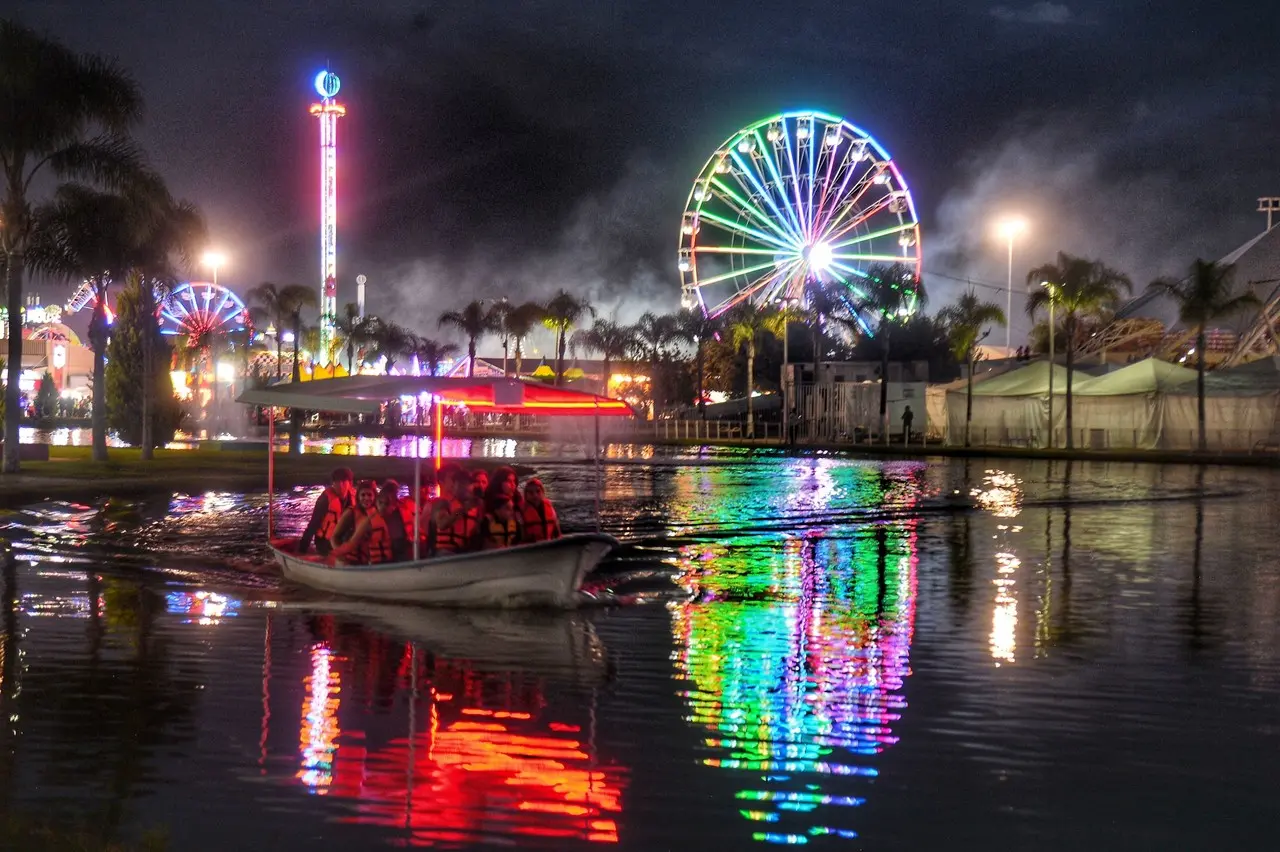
[
  {"xmin": 433, "ymin": 398, "xmax": 443, "ymax": 474},
  {"xmin": 412, "ymin": 407, "xmax": 421, "ymax": 561},
  {"xmin": 593, "ymin": 406, "xmax": 601, "ymax": 532},
  {"xmin": 267, "ymin": 406, "xmax": 276, "ymax": 540}
]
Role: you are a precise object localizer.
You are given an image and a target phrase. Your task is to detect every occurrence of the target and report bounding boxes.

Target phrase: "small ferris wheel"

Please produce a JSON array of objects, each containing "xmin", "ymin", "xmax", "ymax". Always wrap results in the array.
[
  {"xmin": 159, "ymin": 282, "xmax": 250, "ymax": 342},
  {"xmin": 679, "ymin": 110, "xmax": 922, "ymax": 319}
]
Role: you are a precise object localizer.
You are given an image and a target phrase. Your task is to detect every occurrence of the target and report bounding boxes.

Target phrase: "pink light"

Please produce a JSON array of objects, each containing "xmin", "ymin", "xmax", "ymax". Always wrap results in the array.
[{"xmin": 310, "ymin": 84, "xmax": 345, "ymax": 365}]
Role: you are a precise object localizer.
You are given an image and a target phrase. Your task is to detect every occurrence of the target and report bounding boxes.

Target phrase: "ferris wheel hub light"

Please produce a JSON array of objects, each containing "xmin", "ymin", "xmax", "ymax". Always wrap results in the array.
[{"xmin": 806, "ymin": 241, "xmax": 833, "ymax": 272}]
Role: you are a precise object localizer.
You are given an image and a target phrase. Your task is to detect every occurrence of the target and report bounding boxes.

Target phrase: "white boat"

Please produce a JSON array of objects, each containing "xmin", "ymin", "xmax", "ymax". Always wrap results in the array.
[
  {"xmin": 239, "ymin": 375, "xmax": 634, "ymax": 607},
  {"xmin": 271, "ymin": 532, "xmax": 618, "ymax": 607}
]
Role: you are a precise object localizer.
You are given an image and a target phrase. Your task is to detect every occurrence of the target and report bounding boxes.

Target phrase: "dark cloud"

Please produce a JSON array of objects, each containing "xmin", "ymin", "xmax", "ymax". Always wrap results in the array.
[{"xmin": 5, "ymin": 0, "xmax": 1278, "ymax": 338}]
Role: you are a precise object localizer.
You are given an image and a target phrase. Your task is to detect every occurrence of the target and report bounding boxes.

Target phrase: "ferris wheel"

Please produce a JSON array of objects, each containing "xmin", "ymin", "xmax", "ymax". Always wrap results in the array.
[
  {"xmin": 678, "ymin": 110, "xmax": 922, "ymax": 320},
  {"xmin": 159, "ymin": 282, "xmax": 250, "ymax": 341}
]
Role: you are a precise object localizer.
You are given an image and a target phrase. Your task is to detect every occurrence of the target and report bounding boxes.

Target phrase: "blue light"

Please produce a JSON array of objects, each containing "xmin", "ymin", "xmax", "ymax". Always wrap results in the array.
[{"xmin": 314, "ymin": 70, "xmax": 341, "ymax": 99}]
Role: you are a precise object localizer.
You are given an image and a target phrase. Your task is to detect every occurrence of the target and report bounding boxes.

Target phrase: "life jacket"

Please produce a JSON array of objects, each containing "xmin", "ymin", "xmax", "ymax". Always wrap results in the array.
[
  {"xmin": 483, "ymin": 514, "xmax": 519, "ymax": 549},
  {"xmin": 356, "ymin": 512, "xmax": 393, "ymax": 564},
  {"xmin": 521, "ymin": 501, "xmax": 560, "ymax": 543},
  {"xmin": 435, "ymin": 499, "xmax": 479, "ymax": 553},
  {"xmin": 317, "ymin": 487, "xmax": 347, "ymax": 540}
]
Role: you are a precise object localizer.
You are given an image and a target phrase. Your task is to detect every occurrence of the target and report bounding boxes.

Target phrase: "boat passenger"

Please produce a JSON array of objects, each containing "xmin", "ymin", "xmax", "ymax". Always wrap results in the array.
[
  {"xmin": 471, "ymin": 468, "xmax": 490, "ymax": 496},
  {"xmin": 297, "ymin": 467, "xmax": 354, "ymax": 556},
  {"xmin": 485, "ymin": 465, "xmax": 523, "ymax": 513},
  {"xmin": 379, "ymin": 482, "xmax": 410, "ymax": 562},
  {"xmin": 481, "ymin": 496, "xmax": 520, "ymax": 550},
  {"xmin": 331, "ymin": 486, "xmax": 395, "ymax": 565},
  {"xmin": 330, "ymin": 480, "xmax": 378, "ymax": 548},
  {"xmin": 431, "ymin": 466, "xmax": 481, "ymax": 555},
  {"xmin": 521, "ymin": 478, "xmax": 562, "ymax": 543}
]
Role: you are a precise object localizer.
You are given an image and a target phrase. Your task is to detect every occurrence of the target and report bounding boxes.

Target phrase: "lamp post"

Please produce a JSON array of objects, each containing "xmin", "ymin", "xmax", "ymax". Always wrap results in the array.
[
  {"xmin": 202, "ymin": 250, "xmax": 227, "ymax": 287},
  {"xmin": 1041, "ymin": 281, "xmax": 1056, "ymax": 449},
  {"xmin": 996, "ymin": 218, "xmax": 1027, "ymax": 355}
]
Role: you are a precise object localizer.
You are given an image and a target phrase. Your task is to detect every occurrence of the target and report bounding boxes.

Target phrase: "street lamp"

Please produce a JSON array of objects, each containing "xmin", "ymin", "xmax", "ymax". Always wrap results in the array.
[
  {"xmin": 201, "ymin": 251, "xmax": 227, "ymax": 286},
  {"xmin": 1041, "ymin": 281, "xmax": 1056, "ymax": 449},
  {"xmin": 996, "ymin": 217, "xmax": 1027, "ymax": 354}
]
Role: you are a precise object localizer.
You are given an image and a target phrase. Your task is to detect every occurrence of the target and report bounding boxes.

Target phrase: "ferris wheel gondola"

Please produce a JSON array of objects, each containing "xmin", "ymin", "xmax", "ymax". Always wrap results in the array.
[{"xmin": 678, "ymin": 110, "xmax": 923, "ymax": 320}]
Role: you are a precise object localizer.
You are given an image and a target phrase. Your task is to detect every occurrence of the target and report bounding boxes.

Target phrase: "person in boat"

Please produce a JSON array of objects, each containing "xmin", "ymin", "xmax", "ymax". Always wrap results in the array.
[
  {"xmin": 379, "ymin": 480, "xmax": 411, "ymax": 562},
  {"xmin": 480, "ymin": 496, "xmax": 520, "ymax": 550},
  {"xmin": 429, "ymin": 464, "xmax": 481, "ymax": 555},
  {"xmin": 330, "ymin": 483, "xmax": 395, "ymax": 565},
  {"xmin": 521, "ymin": 478, "xmax": 562, "ymax": 543},
  {"xmin": 470, "ymin": 468, "xmax": 490, "ymax": 497},
  {"xmin": 330, "ymin": 479, "xmax": 378, "ymax": 550},
  {"xmin": 297, "ymin": 467, "xmax": 355, "ymax": 556}
]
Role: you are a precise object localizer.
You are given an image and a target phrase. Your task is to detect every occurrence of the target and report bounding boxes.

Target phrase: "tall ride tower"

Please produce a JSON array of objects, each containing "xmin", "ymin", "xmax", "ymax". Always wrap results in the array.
[{"xmin": 309, "ymin": 69, "xmax": 345, "ymax": 363}]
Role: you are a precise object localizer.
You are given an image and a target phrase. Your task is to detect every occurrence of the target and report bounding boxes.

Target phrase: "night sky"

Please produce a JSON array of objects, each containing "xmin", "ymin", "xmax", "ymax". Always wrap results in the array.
[{"xmin": 6, "ymin": 1, "xmax": 1278, "ymax": 340}]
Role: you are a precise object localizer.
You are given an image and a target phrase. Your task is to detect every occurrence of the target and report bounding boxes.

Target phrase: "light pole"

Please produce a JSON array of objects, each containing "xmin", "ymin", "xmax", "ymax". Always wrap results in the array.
[
  {"xmin": 1041, "ymin": 281, "xmax": 1056, "ymax": 449},
  {"xmin": 202, "ymin": 250, "xmax": 227, "ymax": 287},
  {"xmin": 996, "ymin": 218, "xmax": 1027, "ymax": 355}
]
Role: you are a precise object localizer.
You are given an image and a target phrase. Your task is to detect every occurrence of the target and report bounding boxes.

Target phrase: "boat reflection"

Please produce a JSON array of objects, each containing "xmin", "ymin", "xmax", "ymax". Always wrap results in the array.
[
  {"xmin": 283, "ymin": 608, "xmax": 624, "ymax": 847},
  {"xmin": 669, "ymin": 461, "xmax": 920, "ymax": 844}
]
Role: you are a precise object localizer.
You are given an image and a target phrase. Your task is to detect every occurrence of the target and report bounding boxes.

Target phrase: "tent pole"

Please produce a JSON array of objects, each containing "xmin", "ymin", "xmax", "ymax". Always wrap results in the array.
[{"xmin": 267, "ymin": 406, "xmax": 276, "ymax": 540}]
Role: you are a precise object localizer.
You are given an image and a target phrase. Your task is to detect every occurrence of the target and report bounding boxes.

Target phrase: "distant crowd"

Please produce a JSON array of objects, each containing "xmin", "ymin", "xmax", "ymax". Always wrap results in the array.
[{"xmin": 295, "ymin": 464, "xmax": 562, "ymax": 565}]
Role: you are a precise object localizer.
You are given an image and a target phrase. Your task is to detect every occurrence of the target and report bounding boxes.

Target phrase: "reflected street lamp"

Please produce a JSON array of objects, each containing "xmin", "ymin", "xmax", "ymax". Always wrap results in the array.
[{"xmin": 996, "ymin": 218, "xmax": 1027, "ymax": 354}]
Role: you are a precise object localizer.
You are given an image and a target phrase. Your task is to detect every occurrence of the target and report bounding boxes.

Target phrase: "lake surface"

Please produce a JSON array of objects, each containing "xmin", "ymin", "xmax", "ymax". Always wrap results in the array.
[{"xmin": 1, "ymin": 452, "xmax": 1277, "ymax": 850}]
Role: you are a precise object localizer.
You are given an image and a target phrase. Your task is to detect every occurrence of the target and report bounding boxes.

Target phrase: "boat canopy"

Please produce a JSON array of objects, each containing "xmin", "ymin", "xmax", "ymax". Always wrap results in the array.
[{"xmin": 236, "ymin": 375, "xmax": 635, "ymax": 416}]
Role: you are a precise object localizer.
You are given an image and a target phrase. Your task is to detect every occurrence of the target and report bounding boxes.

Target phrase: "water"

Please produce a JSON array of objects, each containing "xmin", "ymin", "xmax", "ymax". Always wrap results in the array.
[{"xmin": 1, "ymin": 454, "xmax": 1277, "ymax": 850}]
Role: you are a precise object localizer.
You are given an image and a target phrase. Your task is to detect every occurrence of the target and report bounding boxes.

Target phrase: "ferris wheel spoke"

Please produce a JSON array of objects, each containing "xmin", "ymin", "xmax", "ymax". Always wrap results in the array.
[
  {"xmin": 695, "ymin": 257, "xmax": 788, "ymax": 289},
  {"xmin": 778, "ymin": 123, "xmax": 812, "ymax": 240},
  {"xmin": 819, "ymin": 193, "xmax": 893, "ymax": 246},
  {"xmin": 697, "ymin": 209, "xmax": 794, "ymax": 252},
  {"xmin": 695, "ymin": 245, "xmax": 791, "ymax": 256},
  {"xmin": 749, "ymin": 131, "xmax": 806, "ymax": 239},
  {"xmin": 730, "ymin": 145, "xmax": 804, "ymax": 244},
  {"xmin": 805, "ymin": 124, "xmax": 819, "ymax": 241},
  {"xmin": 827, "ymin": 221, "xmax": 918, "ymax": 251},
  {"xmin": 709, "ymin": 177, "xmax": 798, "ymax": 247},
  {"xmin": 814, "ymin": 169, "xmax": 883, "ymax": 241},
  {"xmin": 831, "ymin": 252, "xmax": 912, "ymax": 263},
  {"xmin": 813, "ymin": 138, "xmax": 865, "ymax": 238}
]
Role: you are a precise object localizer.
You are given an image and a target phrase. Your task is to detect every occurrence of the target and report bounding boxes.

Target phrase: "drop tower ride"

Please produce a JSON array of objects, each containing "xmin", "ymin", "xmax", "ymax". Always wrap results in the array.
[{"xmin": 309, "ymin": 69, "xmax": 345, "ymax": 363}]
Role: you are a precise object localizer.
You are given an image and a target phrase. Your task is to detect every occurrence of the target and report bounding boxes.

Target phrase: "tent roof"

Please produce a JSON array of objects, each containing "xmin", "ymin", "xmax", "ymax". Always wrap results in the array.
[
  {"xmin": 1072, "ymin": 358, "xmax": 1197, "ymax": 396},
  {"xmin": 237, "ymin": 376, "xmax": 635, "ymax": 416},
  {"xmin": 960, "ymin": 360, "xmax": 1086, "ymax": 396},
  {"xmin": 1199, "ymin": 357, "xmax": 1280, "ymax": 395}
]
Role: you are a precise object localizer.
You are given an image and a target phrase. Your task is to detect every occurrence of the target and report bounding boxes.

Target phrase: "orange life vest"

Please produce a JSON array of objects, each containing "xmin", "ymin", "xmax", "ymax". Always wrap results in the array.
[
  {"xmin": 435, "ymin": 500, "xmax": 479, "ymax": 553},
  {"xmin": 357, "ymin": 512, "xmax": 393, "ymax": 564},
  {"xmin": 521, "ymin": 501, "xmax": 560, "ymax": 543},
  {"xmin": 483, "ymin": 514, "xmax": 519, "ymax": 549},
  {"xmin": 317, "ymin": 487, "xmax": 346, "ymax": 540}
]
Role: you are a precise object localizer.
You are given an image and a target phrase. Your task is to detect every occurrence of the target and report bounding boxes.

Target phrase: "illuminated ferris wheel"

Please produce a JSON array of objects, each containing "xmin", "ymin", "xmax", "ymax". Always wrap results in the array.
[
  {"xmin": 159, "ymin": 282, "xmax": 250, "ymax": 341},
  {"xmin": 678, "ymin": 110, "xmax": 922, "ymax": 319}
]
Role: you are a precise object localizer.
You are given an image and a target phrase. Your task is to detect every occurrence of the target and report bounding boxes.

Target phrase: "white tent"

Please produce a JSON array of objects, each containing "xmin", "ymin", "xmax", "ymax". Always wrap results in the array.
[
  {"xmin": 1070, "ymin": 359, "xmax": 1197, "ymax": 449},
  {"xmin": 944, "ymin": 361, "xmax": 1087, "ymax": 447}
]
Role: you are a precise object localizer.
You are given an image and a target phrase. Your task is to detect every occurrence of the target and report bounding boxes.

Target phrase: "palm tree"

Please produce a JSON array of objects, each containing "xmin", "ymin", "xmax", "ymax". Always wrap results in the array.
[
  {"xmin": 333, "ymin": 302, "xmax": 363, "ymax": 373},
  {"xmin": 572, "ymin": 319, "xmax": 639, "ymax": 395},
  {"xmin": 26, "ymin": 178, "xmax": 169, "ymax": 461},
  {"xmin": 371, "ymin": 321, "xmax": 415, "ymax": 372},
  {"xmin": 939, "ymin": 291, "xmax": 1006, "ymax": 447},
  {"xmin": 439, "ymin": 300, "xmax": 496, "ymax": 378},
  {"xmin": 804, "ymin": 280, "xmax": 848, "ymax": 363},
  {"xmin": 633, "ymin": 312, "xmax": 681, "ymax": 416},
  {"xmin": 726, "ymin": 303, "xmax": 786, "ymax": 437},
  {"xmin": 1147, "ymin": 259, "xmax": 1260, "ymax": 451},
  {"xmin": 300, "ymin": 324, "xmax": 322, "ymax": 379},
  {"xmin": 542, "ymin": 291, "xmax": 595, "ymax": 386},
  {"xmin": 247, "ymin": 283, "xmax": 316, "ymax": 379},
  {"xmin": 505, "ymin": 301, "xmax": 546, "ymax": 377},
  {"xmin": 0, "ymin": 21, "xmax": 148, "ymax": 473},
  {"xmin": 1026, "ymin": 252, "xmax": 1132, "ymax": 449},
  {"xmin": 486, "ymin": 299, "xmax": 514, "ymax": 375},
  {"xmin": 408, "ymin": 336, "xmax": 459, "ymax": 377},
  {"xmin": 675, "ymin": 309, "xmax": 720, "ymax": 418},
  {"xmin": 843, "ymin": 263, "xmax": 927, "ymax": 443}
]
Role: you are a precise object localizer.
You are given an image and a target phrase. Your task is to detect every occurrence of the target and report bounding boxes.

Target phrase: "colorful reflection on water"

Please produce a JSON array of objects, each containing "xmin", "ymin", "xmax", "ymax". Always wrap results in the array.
[
  {"xmin": 290, "ymin": 621, "xmax": 625, "ymax": 847},
  {"xmin": 668, "ymin": 460, "xmax": 921, "ymax": 845}
]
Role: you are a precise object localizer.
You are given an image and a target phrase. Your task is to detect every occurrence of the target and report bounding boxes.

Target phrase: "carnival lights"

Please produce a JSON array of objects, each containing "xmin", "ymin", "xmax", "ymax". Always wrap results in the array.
[{"xmin": 310, "ymin": 69, "xmax": 345, "ymax": 363}]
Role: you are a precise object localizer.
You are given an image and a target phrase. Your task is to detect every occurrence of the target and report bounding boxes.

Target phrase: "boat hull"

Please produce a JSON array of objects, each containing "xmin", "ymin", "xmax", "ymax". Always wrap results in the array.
[{"xmin": 271, "ymin": 533, "xmax": 617, "ymax": 608}]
